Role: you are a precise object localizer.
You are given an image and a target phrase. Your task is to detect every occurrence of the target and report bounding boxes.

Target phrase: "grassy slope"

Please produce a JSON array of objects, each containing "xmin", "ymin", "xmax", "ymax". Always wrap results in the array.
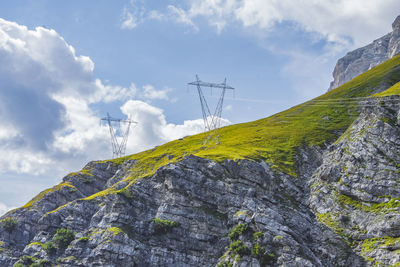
[
  {"xmin": 20, "ymin": 54, "xmax": 400, "ymax": 208},
  {"xmin": 107, "ymin": 54, "xmax": 400, "ymax": 181},
  {"xmin": 373, "ymin": 80, "xmax": 400, "ymax": 97}
]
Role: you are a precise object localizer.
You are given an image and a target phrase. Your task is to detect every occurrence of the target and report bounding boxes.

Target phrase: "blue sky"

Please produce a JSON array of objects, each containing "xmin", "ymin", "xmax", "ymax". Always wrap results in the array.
[{"xmin": 0, "ymin": 0, "xmax": 400, "ymax": 215}]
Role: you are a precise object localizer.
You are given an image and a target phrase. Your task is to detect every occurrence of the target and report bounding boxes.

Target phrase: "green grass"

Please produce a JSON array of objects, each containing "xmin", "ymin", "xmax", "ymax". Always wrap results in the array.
[
  {"xmin": 101, "ymin": 53, "xmax": 400, "ymax": 182},
  {"xmin": 152, "ymin": 218, "xmax": 180, "ymax": 234},
  {"xmin": 18, "ymin": 54, "xmax": 400, "ymax": 212},
  {"xmin": 336, "ymin": 193, "xmax": 400, "ymax": 213},
  {"xmin": 22, "ymin": 182, "xmax": 75, "ymax": 209},
  {"xmin": 372, "ymin": 81, "xmax": 400, "ymax": 97},
  {"xmin": 229, "ymin": 223, "xmax": 248, "ymax": 241},
  {"xmin": 362, "ymin": 236, "xmax": 400, "ymax": 254},
  {"xmin": 0, "ymin": 217, "xmax": 17, "ymax": 232},
  {"xmin": 107, "ymin": 227, "xmax": 124, "ymax": 236}
]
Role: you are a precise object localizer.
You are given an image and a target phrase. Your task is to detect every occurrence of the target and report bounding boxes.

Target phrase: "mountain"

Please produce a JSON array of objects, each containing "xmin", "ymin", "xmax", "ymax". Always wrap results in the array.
[
  {"xmin": 3, "ymin": 26, "xmax": 400, "ymax": 267},
  {"xmin": 329, "ymin": 15, "xmax": 400, "ymax": 90}
]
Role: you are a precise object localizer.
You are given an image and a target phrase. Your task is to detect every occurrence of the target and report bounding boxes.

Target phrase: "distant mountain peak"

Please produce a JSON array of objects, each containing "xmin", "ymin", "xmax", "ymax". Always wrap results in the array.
[
  {"xmin": 329, "ymin": 15, "xmax": 400, "ymax": 91},
  {"xmin": 392, "ymin": 15, "xmax": 400, "ymax": 30}
]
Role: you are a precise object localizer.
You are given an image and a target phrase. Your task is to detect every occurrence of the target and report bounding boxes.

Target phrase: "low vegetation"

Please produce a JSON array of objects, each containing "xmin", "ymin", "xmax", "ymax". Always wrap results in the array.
[
  {"xmin": 373, "ymin": 81, "xmax": 400, "ymax": 97},
  {"xmin": 22, "ymin": 182, "xmax": 76, "ymax": 209},
  {"xmin": 42, "ymin": 228, "xmax": 76, "ymax": 255},
  {"xmin": 228, "ymin": 223, "xmax": 247, "ymax": 240},
  {"xmin": 152, "ymin": 218, "xmax": 180, "ymax": 234},
  {"xmin": 13, "ymin": 255, "xmax": 51, "ymax": 267},
  {"xmin": 0, "ymin": 217, "xmax": 17, "ymax": 233},
  {"xmin": 220, "ymin": 224, "xmax": 275, "ymax": 265}
]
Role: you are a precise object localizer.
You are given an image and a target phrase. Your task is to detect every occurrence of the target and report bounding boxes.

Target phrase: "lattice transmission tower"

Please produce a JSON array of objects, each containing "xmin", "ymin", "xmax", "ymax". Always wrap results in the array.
[
  {"xmin": 101, "ymin": 113, "xmax": 137, "ymax": 158},
  {"xmin": 188, "ymin": 75, "xmax": 234, "ymax": 144}
]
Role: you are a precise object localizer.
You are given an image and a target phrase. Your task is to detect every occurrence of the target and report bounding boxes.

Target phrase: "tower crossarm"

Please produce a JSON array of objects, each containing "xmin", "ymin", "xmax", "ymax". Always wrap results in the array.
[
  {"xmin": 188, "ymin": 80, "xmax": 234, "ymax": 90},
  {"xmin": 101, "ymin": 113, "xmax": 137, "ymax": 124}
]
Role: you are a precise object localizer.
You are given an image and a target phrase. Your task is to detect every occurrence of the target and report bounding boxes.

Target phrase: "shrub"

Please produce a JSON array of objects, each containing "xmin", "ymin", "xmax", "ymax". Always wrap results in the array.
[
  {"xmin": 228, "ymin": 223, "xmax": 247, "ymax": 241},
  {"xmin": 0, "ymin": 217, "xmax": 17, "ymax": 233},
  {"xmin": 20, "ymin": 255, "xmax": 36, "ymax": 265},
  {"xmin": 152, "ymin": 218, "xmax": 180, "ymax": 234},
  {"xmin": 217, "ymin": 261, "xmax": 233, "ymax": 267},
  {"xmin": 42, "ymin": 242, "xmax": 56, "ymax": 255},
  {"xmin": 251, "ymin": 243, "xmax": 265, "ymax": 256},
  {"xmin": 117, "ymin": 188, "xmax": 134, "ymax": 199},
  {"xmin": 42, "ymin": 228, "xmax": 75, "ymax": 255},
  {"xmin": 229, "ymin": 240, "xmax": 250, "ymax": 256},
  {"xmin": 53, "ymin": 228, "xmax": 75, "ymax": 249}
]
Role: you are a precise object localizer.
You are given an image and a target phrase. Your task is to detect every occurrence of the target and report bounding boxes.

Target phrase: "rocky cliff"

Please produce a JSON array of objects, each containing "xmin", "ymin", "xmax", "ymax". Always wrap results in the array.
[
  {"xmin": 0, "ymin": 154, "xmax": 365, "ymax": 267},
  {"xmin": 3, "ymin": 32, "xmax": 400, "ymax": 267},
  {"xmin": 329, "ymin": 15, "xmax": 400, "ymax": 90}
]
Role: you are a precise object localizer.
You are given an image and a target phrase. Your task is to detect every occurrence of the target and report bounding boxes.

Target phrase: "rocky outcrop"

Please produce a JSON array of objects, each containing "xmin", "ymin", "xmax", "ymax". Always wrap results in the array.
[
  {"xmin": 1, "ymin": 151, "xmax": 365, "ymax": 266},
  {"xmin": 329, "ymin": 16, "xmax": 400, "ymax": 90},
  {"xmin": 310, "ymin": 96, "xmax": 400, "ymax": 266}
]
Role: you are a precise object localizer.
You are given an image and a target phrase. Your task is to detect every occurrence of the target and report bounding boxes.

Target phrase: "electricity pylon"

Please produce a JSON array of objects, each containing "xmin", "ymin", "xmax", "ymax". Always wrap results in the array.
[
  {"xmin": 101, "ymin": 113, "xmax": 137, "ymax": 158},
  {"xmin": 188, "ymin": 75, "xmax": 234, "ymax": 144}
]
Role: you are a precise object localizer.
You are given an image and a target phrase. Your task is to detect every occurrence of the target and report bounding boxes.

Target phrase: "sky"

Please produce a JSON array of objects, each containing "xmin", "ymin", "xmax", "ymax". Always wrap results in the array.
[{"xmin": 0, "ymin": 0, "xmax": 400, "ymax": 216}]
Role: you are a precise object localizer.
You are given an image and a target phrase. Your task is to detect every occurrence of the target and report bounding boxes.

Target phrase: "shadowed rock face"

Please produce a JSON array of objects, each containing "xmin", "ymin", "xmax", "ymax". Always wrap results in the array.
[{"xmin": 329, "ymin": 15, "xmax": 400, "ymax": 91}]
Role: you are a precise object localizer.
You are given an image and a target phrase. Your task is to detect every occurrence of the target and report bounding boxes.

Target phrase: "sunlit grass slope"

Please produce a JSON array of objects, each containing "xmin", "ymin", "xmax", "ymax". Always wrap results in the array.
[
  {"xmin": 109, "ymin": 54, "xmax": 400, "ymax": 180},
  {"xmin": 373, "ymin": 80, "xmax": 400, "ymax": 97},
  {"xmin": 21, "ymin": 55, "xmax": 400, "ymax": 210}
]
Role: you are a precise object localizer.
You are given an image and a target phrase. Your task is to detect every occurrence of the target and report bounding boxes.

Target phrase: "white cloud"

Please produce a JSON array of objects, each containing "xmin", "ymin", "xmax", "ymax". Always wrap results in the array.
[
  {"xmin": 121, "ymin": 100, "xmax": 231, "ymax": 152},
  {"xmin": 120, "ymin": 0, "xmax": 146, "ymax": 30},
  {"xmin": 90, "ymin": 79, "xmax": 136, "ymax": 103},
  {"xmin": 148, "ymin": 10, "xmax": 165, "ymax": 21},
  {"xmin": 0, "ymin": 202, "xmax": 15, "ymax": 217},
  {"xmin": 121, "ymin": 8, "xmax": 138, "ymax": 30},
  {"xmin": 0, "ymin": 149, "xmax": 53, "ymax": 175},
  {"xmin": 51, "ymin": 95, "xmax": 109, "ymax": 154},
  {"xmin": 121, "ymin": 2, "xmax": 199, "ymax": 32},
  {"xmin": 142, "ymin": 84, "xmax": 170, "ymax": 100},
  {"xmin": 0, "ymin": 18, "xmax": 138, "ymax": 176},
  {"xmin": 167, "ymin": 5, "xmax": 199, "ymax": 31},
  {"xmin": 184, "ymin": 0, "xmax": 400, "ymax": 47}
]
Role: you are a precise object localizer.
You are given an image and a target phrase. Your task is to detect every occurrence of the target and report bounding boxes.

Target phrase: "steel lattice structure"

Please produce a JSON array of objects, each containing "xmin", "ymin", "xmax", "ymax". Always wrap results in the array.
[
  {"xmin": 101, "ymin": 113, "xmax": 137, "ymax": 158},
  {"xmin": 188, "ymin": 75, "xmax": 234, "ymax": 144}
]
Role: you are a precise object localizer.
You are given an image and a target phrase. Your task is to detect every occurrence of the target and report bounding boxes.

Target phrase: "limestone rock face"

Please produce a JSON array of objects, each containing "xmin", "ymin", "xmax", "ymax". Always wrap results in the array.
[
  {"xmin": 329, "ymin": 15, "xmax": 400, "ymax": 90},
  {"xmin": 310, "ymin": 96, "xmax": 400, "ymax": 266},
  {"xmin": 0, "ymin": 152, "xmax": 364, "ymax": 266}
]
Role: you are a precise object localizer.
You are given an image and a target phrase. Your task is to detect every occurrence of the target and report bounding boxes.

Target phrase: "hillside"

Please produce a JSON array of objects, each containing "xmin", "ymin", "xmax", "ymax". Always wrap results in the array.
[
  {"xmin": 108, "ymin": 53, "xmax": 400, "ymax": 179},
  {"xmin": 2, "ymin": 54, "xmax": 400, "ymax": 266}
]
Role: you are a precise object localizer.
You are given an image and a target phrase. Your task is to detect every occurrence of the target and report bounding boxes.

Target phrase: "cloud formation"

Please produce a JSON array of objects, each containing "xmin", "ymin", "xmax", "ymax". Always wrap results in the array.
[
  {"xmin": 121, "ymin": 100, "xmax": 229, "ymax": 152},
  {"xmin": 180, "ymin": 0, "xmax": 400, "ymax": 47},
  {"xmin": 0, "ymin": 17, "xmax": 218, "ymax": 181},
  {"xmin": 0, "ymin": 202, "xmax": 14, "ymax": 217}
]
